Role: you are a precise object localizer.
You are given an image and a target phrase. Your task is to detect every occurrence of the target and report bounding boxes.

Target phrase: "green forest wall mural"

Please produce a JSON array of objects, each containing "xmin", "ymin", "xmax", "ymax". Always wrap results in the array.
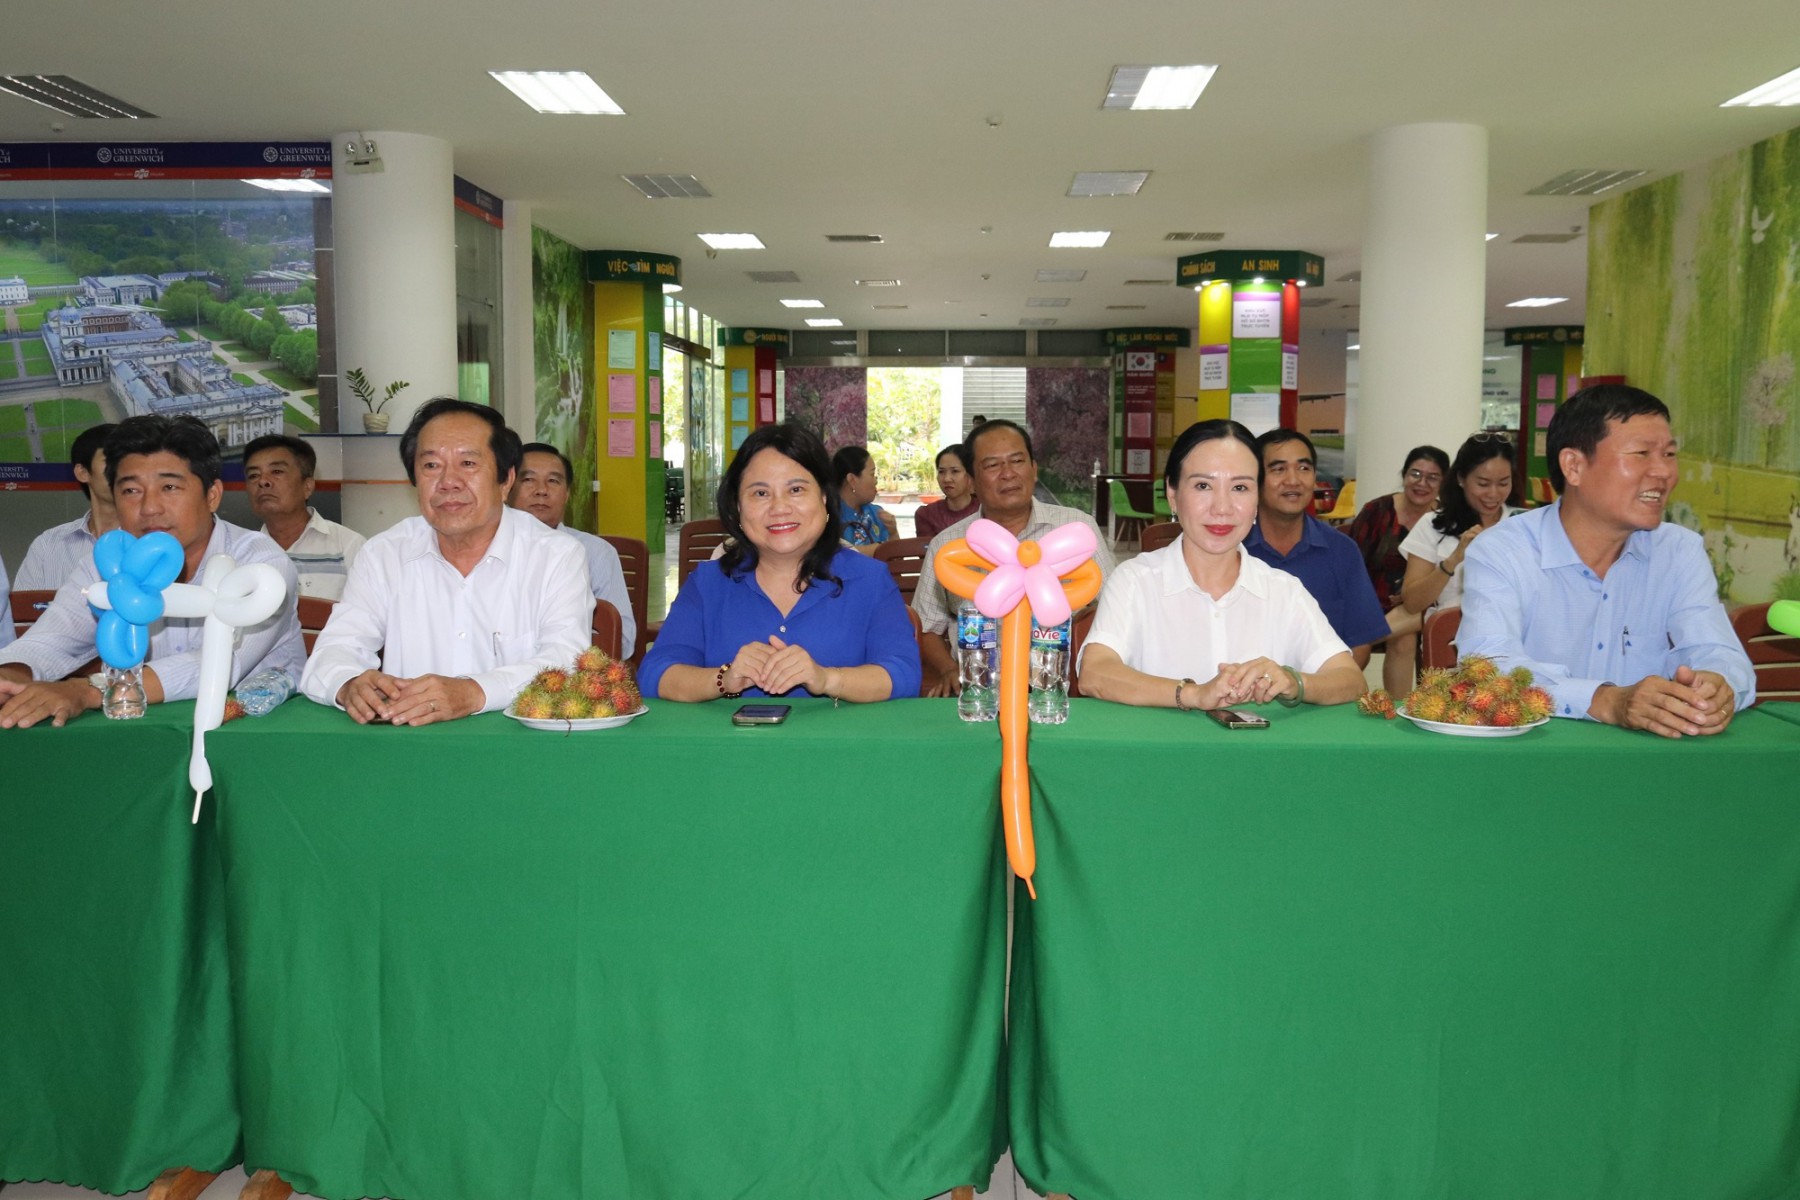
[{"xmin": 1588, "ymin": 122, "xmax": 1800, "ymax": 603}]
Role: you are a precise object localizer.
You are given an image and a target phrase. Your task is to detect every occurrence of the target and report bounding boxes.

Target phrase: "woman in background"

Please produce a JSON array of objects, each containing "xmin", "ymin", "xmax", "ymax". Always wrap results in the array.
[
  {"xmin": 832, "ymin": 445, "xmax": 896, "ymax": 550},
  {"xmin": 912, "ymin": 443, "xmax": 976, "ymax": 541},
  {"xmin": 1399, "ymin": 433, "xmax": 1523, "ymax": 617},
  {"xmin": 642, "ymin": 424, "xmax": 919, "ymax": 702},
  {"xmin": 1346, "ymin": 444, "xmax": 1448, "ymax": 694}
]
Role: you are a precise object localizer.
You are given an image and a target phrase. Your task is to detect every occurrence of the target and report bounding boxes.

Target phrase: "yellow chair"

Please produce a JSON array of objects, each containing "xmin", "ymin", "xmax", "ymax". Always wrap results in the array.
[{"xmin": 1319, "ymin": 478, "xmax": 1358, "ymax": 525}]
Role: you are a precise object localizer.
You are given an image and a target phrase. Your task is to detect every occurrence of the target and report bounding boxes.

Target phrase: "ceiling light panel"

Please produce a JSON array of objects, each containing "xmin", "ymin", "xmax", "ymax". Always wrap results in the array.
[
  {"xmin": 1036, "ymin": 269, "xmax": 1087, "ymax": 283},
  {"xmin": 0, "ymin": 74, "xmax": 156, "ymax": 118},
  {"xmin": 806, "ymin": 318, "xmax": 844, "ymax": 327},
  {"xmin": 621, "ymin": 173, "xmax": 711, "ymax": 198},
  {"xmin": 1068, "ymin": 171, "xmax": 1150, "ymax": 197},
  {"xmin": 1506, "ymin": 297, "xmax": 1569, "ymax": 308},
  {"xmin": 779, "ymin": 299, "xmax": 824, "ymax": 308},
  {"xmin": 1722, "ymin": 65, "xmax": 1800, "ymax": 106},
  {"xmin": 698, "ymin": 232, "xmax": 765, "ymax": 249},
  {"xmin": 1103, "ymin": 64, "xmax": 1218, "ymax": 110},
  {"xmin": 1526, "ymin": 169, "xmax": 1646, "ymax": 196},
  {"xmin": 1050, "ymin": 231, "xmax": 1110, "ymax": 248},
  {"xmin": 489, "ymin": 71, "xmax": 625, "ymax": 115}
]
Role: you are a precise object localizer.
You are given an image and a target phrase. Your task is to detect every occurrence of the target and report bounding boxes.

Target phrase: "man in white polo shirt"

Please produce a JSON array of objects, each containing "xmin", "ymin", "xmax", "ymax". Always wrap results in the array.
[
  {"xmin": 300, "ymin": 399, "xmax": 592, "ymax": 725},
  {"xmin": 242, "ymin": 433, "xmax": 365, "ymax": 601}
]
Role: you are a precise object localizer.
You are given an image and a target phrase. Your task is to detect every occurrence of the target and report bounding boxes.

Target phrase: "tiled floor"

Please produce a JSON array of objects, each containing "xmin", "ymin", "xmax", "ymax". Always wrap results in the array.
[{"xmin": 4, "ymin": 1152, "xmax": 1046, "ymax": 1200}]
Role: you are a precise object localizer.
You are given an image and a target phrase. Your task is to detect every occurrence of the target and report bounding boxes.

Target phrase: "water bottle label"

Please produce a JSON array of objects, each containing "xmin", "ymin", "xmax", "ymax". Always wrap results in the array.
[{"xmin": 1029, "ymin": 618, "xmax": 1071, "ymax": 651}]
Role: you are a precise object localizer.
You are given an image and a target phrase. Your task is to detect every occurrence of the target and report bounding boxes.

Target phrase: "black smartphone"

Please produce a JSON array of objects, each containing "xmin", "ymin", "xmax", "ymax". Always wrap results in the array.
[
  {"xmin": 1205, "ymin": 707, "xmax": 1270, "ymax": 730},
  {"xmin": 732, "ymin": 703, "xmax": 792, "ymax": 726}
]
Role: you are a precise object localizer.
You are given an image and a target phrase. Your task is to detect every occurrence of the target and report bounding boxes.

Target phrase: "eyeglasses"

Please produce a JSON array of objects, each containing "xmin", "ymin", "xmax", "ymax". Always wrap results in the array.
[
  {"xmin": 1468, "ymin": 431, "xmax": 1512, "ymax": 444},
  {"xmin": 1404, "ymin": 470, "xmax": 1443, "ymax": 484}
]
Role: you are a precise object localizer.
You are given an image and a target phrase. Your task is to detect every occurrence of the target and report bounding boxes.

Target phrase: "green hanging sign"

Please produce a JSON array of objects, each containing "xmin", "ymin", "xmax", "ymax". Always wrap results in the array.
[
  {"xmin": 586, "ymin": 250, "xmax": 682, "ymax": 285},
  {"xmin": 719, "ymin": 327, "xmax": 791, "ymax": 357},
  {"xmin": 1104, "ymin": 328, "xmax": 1191, "ymax": 348},
  {"xmin": 1177, "ymin": 250, "xmax": 1324, "ymax": 288}
]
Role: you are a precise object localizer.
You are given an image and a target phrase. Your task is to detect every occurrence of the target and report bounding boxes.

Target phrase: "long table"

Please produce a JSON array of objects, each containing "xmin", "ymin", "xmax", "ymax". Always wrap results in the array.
[
  {"xmin": 207, "ymin": 699, "xmax": 1009, "ymax": 1200},
  {"xmin": 0, "ymin": 703, "xmax": 241, "ymax": 1193},
  {"xmin": 1011, "ymin": 701, "xmax": 1800, "ymax": 1200}
]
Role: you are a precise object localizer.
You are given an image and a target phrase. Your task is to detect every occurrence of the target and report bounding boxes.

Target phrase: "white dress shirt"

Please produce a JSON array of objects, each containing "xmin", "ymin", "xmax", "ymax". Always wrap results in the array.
[
  {"xmin": 0, "ymin": 552, "xmax": 15, "ymax": 651},
  {"xmin": 300, "ymin": 506, "xmax": 594, "ymax": 714},
  {"xmin": 1082, "ymin": 541, "xmax": 1348, "ymax": 681},
  {"xmin": 265, "ymin": 507, "xmax": 366, "ymax": 601},
  {"xmin": 1397, "ymin": 507, "xmax": 1524, "ymax": 612},
  {"xmin": 0, "ymin": 519, "xmax": 304, "ymax": 698},
  {"xmin": 559, "ymin": 524, "xmax": 636, "ymax": 658},
  {"xmin": 16, "ymin": 512, "xmax": 101, "ymax": 591}
]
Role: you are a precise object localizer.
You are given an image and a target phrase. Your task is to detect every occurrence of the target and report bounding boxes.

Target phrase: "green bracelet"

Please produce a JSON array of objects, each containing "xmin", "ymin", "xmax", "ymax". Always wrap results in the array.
[{"xmin": 1277, "ymin": 665, "xmax": 1304, "ymax": 707}]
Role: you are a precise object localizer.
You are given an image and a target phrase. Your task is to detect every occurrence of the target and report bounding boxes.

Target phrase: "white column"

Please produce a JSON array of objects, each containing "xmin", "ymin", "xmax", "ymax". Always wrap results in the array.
[
  {"xmin": 1356, "ymin": 123, "xmax": 1488, "ymax": 491},
  {"xmin": 331, "ymin": 131, "xmax": 457, "ymax": 533}
]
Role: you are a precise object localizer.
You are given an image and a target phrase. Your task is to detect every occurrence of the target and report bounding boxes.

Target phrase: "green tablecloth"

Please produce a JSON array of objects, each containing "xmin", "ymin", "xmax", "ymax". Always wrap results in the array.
[
  {"xmin": 0, "ymin": 703, "xmax": 241, "ymax": 1192},
  {"xmin": 1010, "ymin": 701, "xmax": 1800, "ymax": 1199},
  {"xmin": 209, "ymin": 698, "xmax": 1008, "ymax": 1200}
]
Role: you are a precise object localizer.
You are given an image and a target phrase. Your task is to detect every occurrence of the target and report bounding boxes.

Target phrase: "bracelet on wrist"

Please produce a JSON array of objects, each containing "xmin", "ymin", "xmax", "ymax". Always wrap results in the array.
[
  {"xmin": 1277, "ymin": 665, "xmax": 1305, "ymax": 707},
  {"xmin": 1439, "ymin": 559, "xmax": 1454, "ymax": 577},
  {"xmin": 1175, "ymin": 677, "xmax": 1199, "ymax": 711},
  {"xmin": 716, "ymin": 664, "xmax": 743, "ymax": 699}
]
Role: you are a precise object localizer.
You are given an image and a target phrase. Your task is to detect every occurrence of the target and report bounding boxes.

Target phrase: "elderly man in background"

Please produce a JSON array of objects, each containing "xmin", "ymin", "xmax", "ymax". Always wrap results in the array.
[
  {"xmin": 301, "ymin": 399, "xmax": 592, "ymax": 725},
  {"xmin": 243, "ymin": 433, "xmax": 366, "ymax": 601},
  {"xmin": 16, "ymin": 422, "xmax": 119, "ymax": 590},
  {"xmin": 912, "ymin": 419, "xmax": 1115, "ymax": 697},
  {"xmin": 0, "ymin": 415, "xmax": 302, "ymax": 729},
  {"xmin": 508, "ymin": 441, "xmax": 635, "ymax": 658},
  {"xmin": 1460, "ymin": 384, "xmax": 1754, "ymax": 736}
]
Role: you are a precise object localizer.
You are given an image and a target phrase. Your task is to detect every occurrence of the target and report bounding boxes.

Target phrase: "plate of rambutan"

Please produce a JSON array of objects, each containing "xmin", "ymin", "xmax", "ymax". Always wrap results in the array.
[
  {"xmin": 1358, "ymin": 655, "xmax": 1553, "ymax": 737},
  {"xmin": 505, "ymin": 645, "xmax": 648, "ymax": 731}
]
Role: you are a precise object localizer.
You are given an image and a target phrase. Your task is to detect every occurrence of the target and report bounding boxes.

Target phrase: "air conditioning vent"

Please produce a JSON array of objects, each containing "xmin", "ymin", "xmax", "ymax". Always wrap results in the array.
[
  {"xmin": 1105, "ymin": 304, "xmax": 1146, "ymax": 310},
  {"xmin": 1019, "ymin": 317, "xmax": 1058, "ymax": 327},
  {"xmin": 1069, "ymin": 171, "xmax": 1150, "ymax": 197},
  {"xmin": 1300, "ymin": 295, "xmax": 1335, "ymax": 307},
  {"xmin": 1036, "ymin": 269, "xmax": 1087, "ymax": 283},
  {"xmin": 1123, "ymin": 278, "xmax": 1170, "ymax": 286},
  {"xmin": 745, "ymin": 270, "xmax": 801, "ymax": 283},
  {"xmin": 1163, "ymin": 232, "xmax": 1225, "ymax": 242},
  {"xmin": 1526, "ymin": 169, "xmax": 1646, "ymax": 196},
  {"xmin": 1512, "ymin": 232, "xmax": 1583, "ymax": 243},
  {"xmin": 1026, "ymin": 297, "xmax": 1070, "ymax": 307},
  {"xmin": 620, "ymin": 174, "xmax": 711, "ymax": 199},
  {"xmin": 826, "ymin": 234, "xmax": 884, "ymax": 243}
]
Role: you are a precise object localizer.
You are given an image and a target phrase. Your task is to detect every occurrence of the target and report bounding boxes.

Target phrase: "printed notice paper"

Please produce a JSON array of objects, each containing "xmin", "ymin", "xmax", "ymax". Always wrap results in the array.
[
  {"xmin": 1232, "ymin": 393, "xmax": 1280, "ymax": 436},
  {"xmin": 607, "ymin": 330, "xmax": 636, "ymax": 370},
  {"xmin": 1199, "ymin": 350, "xmax": 1228, "ymax": 390},
  {"xmin": 607, "ymin": 419, "xmax": 635, "ymax": 457},
  {"xmin": 1231, "ymin": 294, "xmax": 1281, "ymax": 339},
  {"xmin": 648, "ymin": 377, "xmax": 661, "ymax": 415},
  {"xmin": 608, "ymin": 374, "xmax": 636, "ymax": 413}
]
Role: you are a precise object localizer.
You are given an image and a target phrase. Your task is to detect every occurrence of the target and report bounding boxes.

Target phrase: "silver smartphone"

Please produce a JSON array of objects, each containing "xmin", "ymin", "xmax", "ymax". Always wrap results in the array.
[
  {"xmin": 1205, "ymin": 707, "xmax": 1270, "ymax": 730},
  {"xmin": 732, "ymin": 703, "xmax": 792, "ymax": 726}
]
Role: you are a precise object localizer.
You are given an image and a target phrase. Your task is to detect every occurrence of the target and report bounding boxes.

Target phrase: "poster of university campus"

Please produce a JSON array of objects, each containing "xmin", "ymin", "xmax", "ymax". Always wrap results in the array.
[{"xmin": 0, "ymin": 142, "xmax": 332, "ymax": 486}]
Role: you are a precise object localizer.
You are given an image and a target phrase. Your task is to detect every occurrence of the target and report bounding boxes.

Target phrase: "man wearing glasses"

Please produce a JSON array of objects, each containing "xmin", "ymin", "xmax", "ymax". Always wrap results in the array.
[{"xmin": 1459, "ymin": 385, "xmax": 1754, "ymax": 736}]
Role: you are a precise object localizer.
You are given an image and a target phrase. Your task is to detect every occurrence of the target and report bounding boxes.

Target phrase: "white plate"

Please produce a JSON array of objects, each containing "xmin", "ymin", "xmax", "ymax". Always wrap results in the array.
[
  {"xmin": 1396, "ymin": 706, "xmax": 1549, "ymax": 737},
  {"xmin": 504, "ymin": 704, "xmax": 648, "ymax": 732}
]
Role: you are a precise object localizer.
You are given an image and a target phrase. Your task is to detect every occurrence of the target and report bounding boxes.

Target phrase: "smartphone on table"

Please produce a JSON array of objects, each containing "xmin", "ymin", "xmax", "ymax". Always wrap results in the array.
[
  {"xmin": 1205, "ymin": 707, "xmax": 1269, "ymax": 730},
  {"xmin": 732, "ymin": 703, "xmax": 792, "ymax": 727}
]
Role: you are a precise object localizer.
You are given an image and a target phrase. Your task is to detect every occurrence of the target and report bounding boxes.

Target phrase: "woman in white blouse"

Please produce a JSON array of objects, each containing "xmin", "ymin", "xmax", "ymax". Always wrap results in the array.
[
  {"xmin": 1078, "ymin": 419, "xmax": 1366, "ymax": 712},
  {"xmin": 1398, "ymin": 433, "xmax": 1524, "ymax": 617}
]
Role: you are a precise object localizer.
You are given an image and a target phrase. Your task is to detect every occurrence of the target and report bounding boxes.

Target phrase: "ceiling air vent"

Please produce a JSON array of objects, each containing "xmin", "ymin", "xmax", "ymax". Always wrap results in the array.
[
  {"xmin": 1026, "ymin": 297, "xmax": 1070, "ymax": 307},
  {"xmin": 1123, "ymin": 278, "xmax": 1170, "ymax": 286},
  {"xmin": 1526, "ymin": 169, "xmax": 1646, "ymax": 196},
  {"xmin": 1300, "ymin": 295, "xmax": 1335, "ymax": 307},
  {"xmin": 1036, "ymin": 269, "xmax": 1087, "ymax": 283},
  {"xmin": 855, "ymin": 278, "xmax": 901, "ymax": 287},
  {"xmin": 745, "ymin": 270, "xmax": 801, "ymax": 283},
  {"xmin": 0, "ymin": 74, "xmax": 156, "ymax": 118},
  {"xmin": 872, "ymin": 304, "xmax": 909, "ymax": 310},
  {"xmin": 620, "ymin": 174, "xmax": 711, "ymax": 199},
  {"xmin": 1163, "ymin": 231, "xmax": 1225, "ymax": 242},
  {"xmin": 1106, "ymin": 304, "xmax": 1147, "ymax": 310},
  {"xmin": 826, "ymin": 234, "xmax": 884, "ymax": 243},
  {"xmin": 1336, "ymin": 271, "xmax": 1361, "ymax": 283},
  {"xmin": 1512, "ymin": 232, "xmax": 1583, "ymax": 244},
  {"xmin": 1019, "ymin": 318, "xmax": 1059, "ymax": 327},
  {"xmin": 1069, "ymin": 171, "xmax": 1150, "ymax": 197}
]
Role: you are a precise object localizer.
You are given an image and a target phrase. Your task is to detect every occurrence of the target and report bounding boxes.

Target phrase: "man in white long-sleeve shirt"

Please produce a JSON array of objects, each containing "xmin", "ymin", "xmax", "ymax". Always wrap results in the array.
[
  {"xmin": 301, "ymin": 399, "xmax": 593, "ymax": 726},
  {"xmin": 0, "ymin": 415, "xmax": 303, "ymax": 729},
  {"xmin": 508, "ymin": 441, "xmax": 635, "ymax": 658}
]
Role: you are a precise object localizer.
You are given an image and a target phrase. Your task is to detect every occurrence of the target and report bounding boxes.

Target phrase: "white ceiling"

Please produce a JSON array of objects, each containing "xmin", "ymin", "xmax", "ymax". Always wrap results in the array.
[{"xmin": 7, "ymin": 0, "xmax": 1800, "ymax": 335}]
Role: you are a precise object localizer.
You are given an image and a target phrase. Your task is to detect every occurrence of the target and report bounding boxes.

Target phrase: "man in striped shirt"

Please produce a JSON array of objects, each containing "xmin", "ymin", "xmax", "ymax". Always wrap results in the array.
[{"xmin": 243, "ymin": 434, "xmax": 365, "ymax": 601}]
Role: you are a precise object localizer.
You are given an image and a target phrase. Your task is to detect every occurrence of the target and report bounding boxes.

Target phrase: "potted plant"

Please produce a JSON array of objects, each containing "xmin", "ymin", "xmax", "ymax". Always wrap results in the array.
[{"xmin": 345, "ymin": 367, "xmax": 410, "ymax": 434}]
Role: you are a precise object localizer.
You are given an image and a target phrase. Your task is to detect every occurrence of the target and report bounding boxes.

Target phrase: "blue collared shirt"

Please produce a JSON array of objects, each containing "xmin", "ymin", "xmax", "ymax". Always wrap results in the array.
[
  {"xmin": 1245, "ymin": 513, "xmax": 1391, "ymax": 650},
  {"xmin": 1459, "ymin": 501, "xmax": 1755, "ymax": 719},
  {"xmin": 641, "ymin": 547, "xmax": 921, "ymax": 699}
]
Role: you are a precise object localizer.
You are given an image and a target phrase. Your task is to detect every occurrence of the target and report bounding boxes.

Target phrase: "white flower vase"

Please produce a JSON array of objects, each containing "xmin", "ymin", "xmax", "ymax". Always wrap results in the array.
[{"xmin": 362, "ymin": 412, "xmax": 390, "ymax": 434}]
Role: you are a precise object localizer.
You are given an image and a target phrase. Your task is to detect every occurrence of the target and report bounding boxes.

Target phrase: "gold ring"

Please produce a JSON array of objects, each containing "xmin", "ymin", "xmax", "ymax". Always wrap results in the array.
[{"xmin": 430, "ymin": 701, "xmax": 438, "ymax": 711}]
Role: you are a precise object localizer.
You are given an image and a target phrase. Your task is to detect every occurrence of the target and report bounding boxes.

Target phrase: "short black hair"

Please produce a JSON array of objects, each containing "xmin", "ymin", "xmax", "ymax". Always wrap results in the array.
[
  {"xmin": 1546, "ymin": 384, "xmax": 1672, "ymax": 493},
  {"xmin": 1166, "ymin": 419, "xmax": 1262, "ymax": 489},
  {"xmin": 716, "ymin": 422, "xmax": 843, "ymax": 592},
  {"xmin": 936, "ymin": 443, "xmax": 973, "ymax": 473},
  {"xmin": 104, "ymin": 415, "xmax": 222, "ymax": 490},
  {"xmin": 397, "ymin": 397, "xmax": 520, "ymax": 485},
  {"xmin": 69, "ymin": 422, "xmax": 116, "ymax": 498},
  {"xmin": 243, "ymin": 433, "xmax": 317, "ymax": 479},
  {"xmin": 966, "ymin": 418, "xmax": 1034, "ymax": 464},
  {"xmin": 1402, "ymin": 445, "xmax": 1451, "ymax": 478},
  {"xmin": 1256, "ymin": 428, "xmax": 1317, "ymax": 470},
  {"xmin": 519, "ymin": 441, "xmax": 574, "ymax": 480},
  {"xmin": 831, "ymin": 445, "xmax": 873, "ymax": 488}
]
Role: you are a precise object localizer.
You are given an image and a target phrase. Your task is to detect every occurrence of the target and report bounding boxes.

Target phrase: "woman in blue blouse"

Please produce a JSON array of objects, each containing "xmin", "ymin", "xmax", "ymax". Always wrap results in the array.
[
  {"xmin": 832, "ymin": 445, "xmax": 895, "ymax": 549},
  {"xmin": 641, "ymin": 424, "xmax": 921, "ymax": 702}
]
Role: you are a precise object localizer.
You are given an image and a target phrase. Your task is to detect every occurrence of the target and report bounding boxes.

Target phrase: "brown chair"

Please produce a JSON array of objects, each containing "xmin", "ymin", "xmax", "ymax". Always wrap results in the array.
[
  {"xmin": 590, "ymin": 599, "xmax": 624, "ymax": 661},
  {"xmin": 676, "ymin": 518, "xmax": 729, "ymax": 589},
  {"xmin": 1066, "ymin": 603, "xmax": 1096, "ymax": 699},
  {"xmin": 600, "ymin": 534, "xmax": 651, "ymax": 664},
  {"xmin": 296, "ymin": 595, "xmax": 335, "ymax": 654},
  {"xmin": 1421, "ymin": 606, "xmax": 1462, "ymax": 670},
  {"xmin": 1139, "ymin": 522, "xmax": 1181, "ymax": 554},
  {"xmin": 873, "ymin": 536, "xmax": 929, "ymax": 603},
  {"xmin": 1732, "ymin": 601, "xmax": 1800, "ymax": 704},
  {"xmin": 10, "ymin": 589, "xmax": 55, "ymax": 639}
]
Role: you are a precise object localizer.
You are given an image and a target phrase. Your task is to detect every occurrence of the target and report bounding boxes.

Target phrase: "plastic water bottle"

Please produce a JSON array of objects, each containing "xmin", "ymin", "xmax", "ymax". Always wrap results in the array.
[
  {"xmin": 955, "ymin": 600, "xmax": 998, "ymax": 722},
  {"xmin": 102, "ymin": 666, "xmax": 146, "ymax": 721},
  {"xmin": 1028, "ymin": 617, "xmax": 1071, "ymax": 725},
  {"xmin": 235, "ymin": 669, "xmax": 295, "ymax": 716}
]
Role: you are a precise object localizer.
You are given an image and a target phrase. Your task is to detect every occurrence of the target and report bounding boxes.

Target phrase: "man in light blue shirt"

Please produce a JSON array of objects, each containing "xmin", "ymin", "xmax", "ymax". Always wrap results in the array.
[{"xmin": 1460, "ymin": 384, "xmax": 1753, "ymax": 738}]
